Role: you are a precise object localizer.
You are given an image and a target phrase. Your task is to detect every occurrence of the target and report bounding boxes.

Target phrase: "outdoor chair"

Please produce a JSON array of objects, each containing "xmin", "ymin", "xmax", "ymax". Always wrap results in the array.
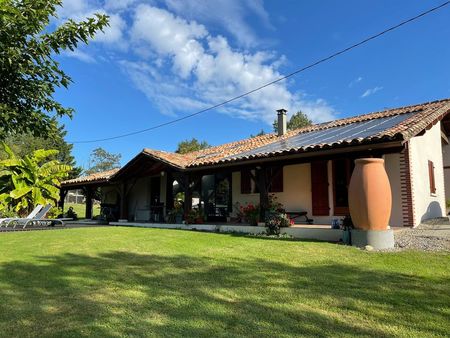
[
  {"xmin": 0, "ymin": 204, "xmax": 43, "ymax": 228},
  {"xmin": 9, "ymin": 204, "xmax": 66, "ymax": 229}
]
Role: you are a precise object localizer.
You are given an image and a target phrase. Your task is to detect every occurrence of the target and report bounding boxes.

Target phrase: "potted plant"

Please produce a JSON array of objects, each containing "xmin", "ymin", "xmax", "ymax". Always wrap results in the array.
[
  {"xmin": 168, "ymin": 202, "xmax": 184, "ymax": 224},
  {"xmin": 341, "ymin": 215, "xmax": 354, "ymax": 245}
]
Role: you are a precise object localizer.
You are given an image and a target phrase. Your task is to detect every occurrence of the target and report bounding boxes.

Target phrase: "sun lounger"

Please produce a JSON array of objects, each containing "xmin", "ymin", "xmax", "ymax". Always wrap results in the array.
[
  {"xmin": 0, "ymin": 204, "xmax": 43, "ymax": 228},
  {"xmin": 9, "ymin": 204, "xmax": 66, "ymax": 229}
]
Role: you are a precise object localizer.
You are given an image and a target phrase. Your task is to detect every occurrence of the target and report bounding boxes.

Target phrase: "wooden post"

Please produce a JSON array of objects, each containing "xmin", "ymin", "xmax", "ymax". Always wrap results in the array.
[
  {"xmin": 85, "ymin": 186, "xmax": 93, "ymax": 219},
  {"xmin": 183, "ymin": 174, "xmax": 192, "ymax": 216},
  {"xmin": 58, "ymin": 189, "xmax": 67, "ymax": 214},
  {"xmin": 258, "ymin": 167, "xmax": 269, "ymax": 223},
  {"xmin": 119, "ymin": 182, "xmax": 128, "ymax": 220},
  {"xmin": 165, "ymin": 171, "xmax": 174, "ymax": 212}
]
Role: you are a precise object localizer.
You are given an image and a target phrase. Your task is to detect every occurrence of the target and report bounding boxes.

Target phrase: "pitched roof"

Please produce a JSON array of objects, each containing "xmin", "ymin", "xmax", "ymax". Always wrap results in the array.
[
  {"xmin": 61, "ymin": 98, "xmax": 450, "ymax": 187},
  {"xmin": 61, "ymin": 168, "xmax": 120, "ymax": 186},
  {"xmin": 140, "ymin": 98, "xmax": 450, "ymax": 168}
]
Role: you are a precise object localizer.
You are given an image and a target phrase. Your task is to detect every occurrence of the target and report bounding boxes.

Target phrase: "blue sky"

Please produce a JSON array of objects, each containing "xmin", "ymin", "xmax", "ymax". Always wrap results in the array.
[{"xmin": 54, "ymin": 0, "xmax": 450, "ymax": 169}]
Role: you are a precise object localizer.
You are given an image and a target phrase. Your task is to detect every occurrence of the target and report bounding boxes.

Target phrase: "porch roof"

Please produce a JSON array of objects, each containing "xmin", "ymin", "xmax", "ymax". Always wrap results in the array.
[
  {"xmin": 61, "ymin": 168, "xmax": 120, "ymax": 187},
  {"xmin": 61, "ymin": 98, "xmax": 450, "ymax": 187}
]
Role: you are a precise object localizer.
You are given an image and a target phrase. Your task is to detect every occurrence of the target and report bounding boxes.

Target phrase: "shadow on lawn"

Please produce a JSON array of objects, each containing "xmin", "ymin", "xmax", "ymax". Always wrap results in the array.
[{"xmin": 0, "ymin": 252, "xmax": 448, "ymax": 337}]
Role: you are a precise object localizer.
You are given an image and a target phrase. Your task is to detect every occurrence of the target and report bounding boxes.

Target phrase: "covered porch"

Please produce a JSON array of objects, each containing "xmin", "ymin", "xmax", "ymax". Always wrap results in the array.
[{"xmin": 59, "ymin": 140, "xmax": 406, "ymax": 230}]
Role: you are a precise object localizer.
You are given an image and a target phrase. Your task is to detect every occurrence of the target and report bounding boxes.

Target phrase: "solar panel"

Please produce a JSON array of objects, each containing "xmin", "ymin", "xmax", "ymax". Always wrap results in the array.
[{"xmin": 226, "ymin": 112, "xmax": 414, "ymax": 160}]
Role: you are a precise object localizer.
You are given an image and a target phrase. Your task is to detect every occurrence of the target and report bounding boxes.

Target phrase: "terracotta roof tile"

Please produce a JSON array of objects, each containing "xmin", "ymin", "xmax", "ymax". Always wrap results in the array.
[
  {"xmin": 62, "ymin": 168, "xmax": 120, "ymax": 186},
  {"xmin": 62, "ymin": 98, "xmax": 450, "ymax": 187}
]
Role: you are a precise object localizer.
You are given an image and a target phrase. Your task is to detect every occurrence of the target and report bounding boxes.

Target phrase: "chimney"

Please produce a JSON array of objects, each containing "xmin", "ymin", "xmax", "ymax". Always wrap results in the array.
[{"xmin": 277, "ymin": 108, "xmax": 287, "ymax": 136}]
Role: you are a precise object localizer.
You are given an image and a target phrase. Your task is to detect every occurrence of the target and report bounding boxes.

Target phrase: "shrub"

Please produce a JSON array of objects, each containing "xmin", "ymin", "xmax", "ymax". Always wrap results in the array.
[
  {"xmin": 185, "ymin": 209, "xmax": 205, "ymax": 224},
  {"xmin": 240, "ymin": 203, "xmax": 260, "ymax": 226},
  {"xmin": 266, "ymin": 212, "xmax": 292, "ymax": 235}
]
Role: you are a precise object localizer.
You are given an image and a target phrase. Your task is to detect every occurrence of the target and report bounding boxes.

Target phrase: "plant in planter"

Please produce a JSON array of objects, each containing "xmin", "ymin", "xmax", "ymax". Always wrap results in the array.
[
  {"xmin": 341, "ymin": 215, "xmax": 354, "ymax": 245},
  {"xmin": 240, "ymin": 203, "xmax": 260, "ymax": 226},
  {"xmin": 266, "ymin": 212, "xmax": 292, "ymax": 235},
  {"xmin": 167, "ymin": 202, "xmax": 184, "ymax": 224},
  {"xmin": 185, "ymin": 209, "xmax": 205, "ymax": 224},
  {"xmin": 233, "ymin": 202, "xmax": 244, "ymax": 223}
]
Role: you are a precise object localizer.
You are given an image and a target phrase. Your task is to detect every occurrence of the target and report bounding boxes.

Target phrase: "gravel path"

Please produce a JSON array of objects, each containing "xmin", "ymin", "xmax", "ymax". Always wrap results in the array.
[{"xmin": 394, "ymin": 223, "xmax": 450, "ymax": 251}]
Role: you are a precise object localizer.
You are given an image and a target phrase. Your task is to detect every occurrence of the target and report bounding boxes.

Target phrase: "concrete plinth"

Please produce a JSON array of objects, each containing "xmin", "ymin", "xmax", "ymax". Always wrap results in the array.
[{"xmin": 351, "ymin": 229, "xmax": 395, "ymax": 249}]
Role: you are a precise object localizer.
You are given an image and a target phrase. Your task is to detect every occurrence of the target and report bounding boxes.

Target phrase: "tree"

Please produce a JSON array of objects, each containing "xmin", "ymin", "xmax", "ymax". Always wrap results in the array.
[
  {"xmin": 0, "ymin": 0, "xmax": 109, "ymax": 139},
  {"xmin": 85, "ymin": 148, "xmax": 121, "ymax": 175},
  {"xmin": 250, "ymin": 129, "xmax": 266, "ymax": 138},
  {"xmin": 0, "ymin": 143, "xmax": 71, "ymax": 216},
  {"xmin": 273, "ymin": 111, "xmax": 312, "ymax": 133},
  {"xmin": 0, "ymin": 123, "xmax": 82, "ymax": 179},
  {"xmin": 176, "ymin": 138, "xmax": 211, "ymax": 154}
]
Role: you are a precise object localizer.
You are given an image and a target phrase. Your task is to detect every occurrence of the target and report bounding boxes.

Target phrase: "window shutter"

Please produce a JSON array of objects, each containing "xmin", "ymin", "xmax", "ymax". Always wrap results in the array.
[
  {"xmin": 241, "ymin": 170, "xmax": 252, "ymax": 194},
  {"xmin": 428, "ymin": 160, "xmax": 436, "ymax": 194},
  {"xmin": 269, "ymin": 166, "xmax": 283, "ymax": 193},
  {"xmin": 311, "ymin": 161, "xmax": 330, "ymax": 216}
]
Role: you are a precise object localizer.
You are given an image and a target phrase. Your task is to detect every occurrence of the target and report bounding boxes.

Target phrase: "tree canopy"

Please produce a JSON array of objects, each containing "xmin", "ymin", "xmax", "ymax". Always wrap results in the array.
[
  {"xmin": 85, "ymin": 148, "xmax": 121, "ymax": 175},
  {"xmin": 273, "ymin": 111, "xmax": 312, "ymax": 133},
  {"xmin": 176, "ymin": 138, "xmax": 211, "ymax": 154},
  {"xmin": 250, "ymin": 129, "xmax": 266, "ymax": 138},
  {"xmin": 0, "ymin": 0, "xmax": 109, "ymax": 139},
  {"xmin": 0, "ymin": 124, "xmax": 82, "ymax": 178}
]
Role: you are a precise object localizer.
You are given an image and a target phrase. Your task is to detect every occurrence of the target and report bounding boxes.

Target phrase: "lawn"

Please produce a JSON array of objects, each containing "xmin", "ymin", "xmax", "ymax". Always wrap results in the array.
[
  {"xmin": 0, "ymin": 227, "xmax": 448, "ymax": 337},
  {"xmin": 64, "ymin": 202, "xmax": 100, "ymax": 219}
]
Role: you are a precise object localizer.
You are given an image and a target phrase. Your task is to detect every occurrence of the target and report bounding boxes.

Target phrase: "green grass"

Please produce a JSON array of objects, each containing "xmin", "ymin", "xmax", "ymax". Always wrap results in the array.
[
  {"xmin": 64, "ymin": 202, "xmax": 100, "ymax": 219},
  {"xmin": 0, "ymin": 227, "xmax": 448, "ymax": 337}
]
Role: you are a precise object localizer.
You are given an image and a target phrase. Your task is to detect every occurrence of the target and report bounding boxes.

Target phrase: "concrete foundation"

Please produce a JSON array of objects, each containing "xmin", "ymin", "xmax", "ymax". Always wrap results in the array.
[
  {"xmin": 109, "ymin": 222, "xmax": 343, "ymax": 242},
  {"xmin": 351, "ymin": 229, "xmax": 395, "ymax": 249}
]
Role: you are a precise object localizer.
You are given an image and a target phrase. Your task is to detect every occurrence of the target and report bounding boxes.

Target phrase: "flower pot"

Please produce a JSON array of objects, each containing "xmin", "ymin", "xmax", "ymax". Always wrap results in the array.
[{"xmin": 348, "ymin": 158, "xmax": 392, "ymax": 230}]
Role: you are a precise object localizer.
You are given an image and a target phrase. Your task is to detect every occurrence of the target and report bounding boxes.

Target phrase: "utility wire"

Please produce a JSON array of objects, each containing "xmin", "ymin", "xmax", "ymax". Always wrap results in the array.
[{"xmin": 69, "ymin": 1, "xmax": 450, "ymax": 144}]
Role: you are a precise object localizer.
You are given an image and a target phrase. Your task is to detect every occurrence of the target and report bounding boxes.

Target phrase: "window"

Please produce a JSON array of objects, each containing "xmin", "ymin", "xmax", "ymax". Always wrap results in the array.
[{"xmin": 428, "ymin": 160, "xmax": 436, "ymax": 194}]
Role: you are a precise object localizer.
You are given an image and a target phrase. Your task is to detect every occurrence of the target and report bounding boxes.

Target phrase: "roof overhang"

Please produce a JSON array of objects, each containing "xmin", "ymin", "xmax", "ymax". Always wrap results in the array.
[{"xmin": 186, "ymin": 140, "xmax": 405, "ymax": 172}]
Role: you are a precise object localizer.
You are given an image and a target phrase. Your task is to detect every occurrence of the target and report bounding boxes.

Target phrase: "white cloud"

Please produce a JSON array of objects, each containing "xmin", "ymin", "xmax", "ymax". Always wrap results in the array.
[
  {"xmin": 57, "ymin": 1, "xmax": 338, "ymax": 125},
  {"xmin": 104, "ymin": 0, "xmax": 141, "ymax": 11},
  {"xmin": 58, "ymin": 0, "xmax": 128, "ymax": 51},
  {"xmin": 62, "ymin": 49, "xmax": 96, "ymax": 63},
  {"xmin": 349, "ymin": 76, "xmax": 363, "ymax": 87},
  {"xmin": 163, "ymin": 0, "xmax": 273, "ymax": 48},
  {"xmin": 127, "ymin": 5, "xmax": 336, "ymax": 124},
  {"xmin": 361, "ymin": 86, "xmax": 383, "ymax": 98}
]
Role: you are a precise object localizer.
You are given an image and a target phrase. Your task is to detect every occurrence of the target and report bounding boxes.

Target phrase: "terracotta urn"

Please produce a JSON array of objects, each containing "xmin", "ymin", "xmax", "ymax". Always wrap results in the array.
[{"xmin": 348, "ymin": 158, "xmax": 392, "ymax": 230}]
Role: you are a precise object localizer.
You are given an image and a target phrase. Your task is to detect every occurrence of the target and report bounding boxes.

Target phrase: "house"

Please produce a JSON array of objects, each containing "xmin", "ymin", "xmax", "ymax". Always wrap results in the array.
[{"xmin": 60, "ymin": 98, "xmax": 450, "ymax": 228}]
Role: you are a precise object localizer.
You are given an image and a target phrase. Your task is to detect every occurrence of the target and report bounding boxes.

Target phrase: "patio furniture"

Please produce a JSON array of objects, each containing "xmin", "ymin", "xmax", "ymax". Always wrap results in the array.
[
  {"xmin": 9, "ymin": 204, "xmax": 66, "ymax": 229},
  {"xmin": 286, "ymin": 211, "xmax": 314, "ymax": 225},
  {"xmin": 0, "ymin": 204, "xmax": 43, "ymax": 228}
]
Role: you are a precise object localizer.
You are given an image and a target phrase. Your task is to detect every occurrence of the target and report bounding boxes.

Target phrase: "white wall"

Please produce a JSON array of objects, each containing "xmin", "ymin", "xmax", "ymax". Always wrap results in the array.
[
  {"xmin": 409, "ymin": 122, "xmax": 446, "ymax": 225},
  {"xmin": 232, "ymin": 163, "xmax": 335, "ymax": 225},
  {"xmin": 128, "ymin": 177, "xmax": 151, "ymax": 220},
  {"xmin": 442, "ymin": 143, "xmax": 450, "ymax": 206},
  {"xmin": 384, "ymin": 153, "xmax": 404, "ymax": 227}
]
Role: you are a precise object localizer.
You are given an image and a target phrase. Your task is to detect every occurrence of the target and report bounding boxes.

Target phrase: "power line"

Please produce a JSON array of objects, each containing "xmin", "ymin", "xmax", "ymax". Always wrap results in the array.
[{"xmin": 69, "ymin": 1, "xmax": 450, "ymax": 144}]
